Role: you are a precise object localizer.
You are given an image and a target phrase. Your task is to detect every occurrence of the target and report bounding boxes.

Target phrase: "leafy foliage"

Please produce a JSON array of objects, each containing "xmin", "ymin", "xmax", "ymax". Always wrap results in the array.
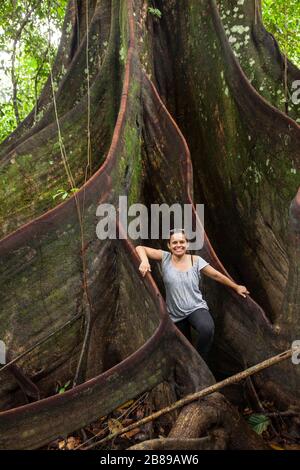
[
  {"xmin": 262, "ymin": 0, "xmax": 300, "ymax": 67},
  {"xmin": 0, "ymin": 1, "xmax": 298, "ymax": 144},
  {"xmin": 0, "ymin": 0, "xmax": 67, "ymax": 142}
]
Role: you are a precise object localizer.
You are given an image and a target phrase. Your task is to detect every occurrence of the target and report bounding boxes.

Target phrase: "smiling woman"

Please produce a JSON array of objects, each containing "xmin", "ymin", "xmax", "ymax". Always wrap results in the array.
[{"xmin": 136, "ymin": 229, "xmax": 250, "ymax": 363}]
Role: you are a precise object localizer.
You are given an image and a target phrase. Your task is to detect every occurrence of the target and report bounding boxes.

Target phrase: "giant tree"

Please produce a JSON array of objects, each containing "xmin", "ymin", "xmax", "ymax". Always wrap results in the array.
[{"xmin": 0, "ymin": 0, "xmax": 299, "ymax": 450}]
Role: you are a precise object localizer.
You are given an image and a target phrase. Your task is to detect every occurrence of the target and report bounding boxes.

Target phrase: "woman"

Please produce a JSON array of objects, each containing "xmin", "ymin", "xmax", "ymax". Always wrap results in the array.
[{"xmin": 136, "ymin": 229, "xmax": 249, "ymax": 362}]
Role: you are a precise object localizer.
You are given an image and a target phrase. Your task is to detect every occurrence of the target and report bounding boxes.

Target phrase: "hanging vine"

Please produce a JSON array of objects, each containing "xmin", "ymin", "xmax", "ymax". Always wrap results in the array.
[{"xmin": 47, "ymin": 0, "xmax": 93, "ymax": 387}]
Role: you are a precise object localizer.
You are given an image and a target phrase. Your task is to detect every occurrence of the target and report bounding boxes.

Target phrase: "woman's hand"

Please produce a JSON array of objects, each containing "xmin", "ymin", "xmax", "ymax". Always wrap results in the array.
[
  {"xmin": 235, "ymin": 285, "xmax": 250, "ymax": 298},
  {"xmin": 139, "ymin": 261, "xmax": 151, "ymax": 277}
]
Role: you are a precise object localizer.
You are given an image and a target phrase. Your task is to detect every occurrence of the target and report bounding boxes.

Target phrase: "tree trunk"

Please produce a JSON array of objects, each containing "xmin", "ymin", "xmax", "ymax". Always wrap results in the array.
[{"xmin": 0, "ymin": 0, "xmax": 299, "ymax": 450}]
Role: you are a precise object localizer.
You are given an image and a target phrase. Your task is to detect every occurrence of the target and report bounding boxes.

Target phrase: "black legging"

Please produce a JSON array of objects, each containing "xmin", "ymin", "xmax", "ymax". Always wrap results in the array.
[{"xmin": 175, "ymin": 308, "xmax": 215, "ymax": 362}]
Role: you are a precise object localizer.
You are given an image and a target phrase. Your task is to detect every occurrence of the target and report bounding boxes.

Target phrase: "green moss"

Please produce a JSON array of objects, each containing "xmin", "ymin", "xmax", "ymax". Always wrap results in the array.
[
  {"xmin": 119, "ymin": 0, "xmax": 129, "ymax": 63},
  {"xmin": 119, "ymin": 121, "xmax": 142, "ymax": 206},
  {"xmin": 128, "ymin": 139, "xmax": 142, "ymax": 206}
]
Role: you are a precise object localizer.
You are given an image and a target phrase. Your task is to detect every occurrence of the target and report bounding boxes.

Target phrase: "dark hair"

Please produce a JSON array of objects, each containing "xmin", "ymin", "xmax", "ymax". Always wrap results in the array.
[{"xmin": 168, "ymin": 228, "xmax": 188, "ymax": 242}]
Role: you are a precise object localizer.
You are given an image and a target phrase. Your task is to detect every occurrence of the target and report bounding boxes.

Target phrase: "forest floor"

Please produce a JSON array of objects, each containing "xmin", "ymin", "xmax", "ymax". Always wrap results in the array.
[{"xmin": 43, "ymin": 391, "xmax": 300, "ymax": 451}]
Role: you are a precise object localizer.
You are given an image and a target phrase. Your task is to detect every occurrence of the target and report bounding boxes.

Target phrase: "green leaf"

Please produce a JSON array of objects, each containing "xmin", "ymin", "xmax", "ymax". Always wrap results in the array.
[
  {"xmin": 148, "ymin": 7, "xmax": 162, "ymax": 19},
  {"xmin": 58, "ymin": 380, "xmax": 71, "ymax": 394},
  {"xmin": 246, "ymin": 414, "xmax": 271, "ymax": 435}
]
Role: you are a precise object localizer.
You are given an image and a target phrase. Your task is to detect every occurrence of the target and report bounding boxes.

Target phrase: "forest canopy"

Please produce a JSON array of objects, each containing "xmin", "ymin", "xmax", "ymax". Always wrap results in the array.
[
  {"xmin": 262, "ymin": 0, "xmax": 300, "ymax": 68},
  {"xmin": 0, "ymin": 0, "xmax": 68, "ymax": 142},
  {"xmin": 0, "ymin": 0, "xmax": 299, "ymax": 143}
]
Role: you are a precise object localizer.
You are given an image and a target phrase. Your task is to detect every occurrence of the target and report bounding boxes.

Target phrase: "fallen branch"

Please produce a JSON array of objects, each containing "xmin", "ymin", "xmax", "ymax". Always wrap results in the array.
[{"xmin": 76, "ymin": 347, "xmax": 298, "ymax": 450}]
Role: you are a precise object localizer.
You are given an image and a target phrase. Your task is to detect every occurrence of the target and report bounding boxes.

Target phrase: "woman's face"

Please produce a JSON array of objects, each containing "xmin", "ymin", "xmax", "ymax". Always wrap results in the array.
[{"xmin": 168, "ymin": 232, "xmax": 188, "ymax": 256}]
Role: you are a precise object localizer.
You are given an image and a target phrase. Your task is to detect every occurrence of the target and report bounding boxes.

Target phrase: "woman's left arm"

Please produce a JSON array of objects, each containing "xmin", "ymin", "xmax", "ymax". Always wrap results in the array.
[{"xmin": 201, "ymin": 265, "xmax": 250, "ymax": 298}]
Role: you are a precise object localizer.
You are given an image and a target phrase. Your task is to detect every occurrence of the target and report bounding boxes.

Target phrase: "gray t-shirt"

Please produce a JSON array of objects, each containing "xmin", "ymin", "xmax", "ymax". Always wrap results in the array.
[{"xmin": 161, "ymin": 250, "xmax": 209, "ymax": 322}]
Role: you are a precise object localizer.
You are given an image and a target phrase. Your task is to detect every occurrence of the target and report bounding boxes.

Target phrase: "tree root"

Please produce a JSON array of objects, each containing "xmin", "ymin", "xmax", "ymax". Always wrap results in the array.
[
  {"xmin": 128, "ymin": 393, "xmax": 268, "ymax": 450},
  {"xmin": 168, "ymin": 393, "xmax": 269, "ymax": 450},
  {"xmin": 128, "ymin": 429, "xmax": 228, "ymax": 450}
]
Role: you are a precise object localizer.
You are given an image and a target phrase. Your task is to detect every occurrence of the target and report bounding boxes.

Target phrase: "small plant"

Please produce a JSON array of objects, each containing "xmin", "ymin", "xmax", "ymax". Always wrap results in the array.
[
  {"xmin": 148, "ymin": 6, "xmax": 162, "ymax": 19},
  {"xmin": 56, "ymin": 380, "xmax": 71, "ymax": 394},
  {"xmin": 52, "ymin": 187, "xmax": 79, "ymax": 201}
]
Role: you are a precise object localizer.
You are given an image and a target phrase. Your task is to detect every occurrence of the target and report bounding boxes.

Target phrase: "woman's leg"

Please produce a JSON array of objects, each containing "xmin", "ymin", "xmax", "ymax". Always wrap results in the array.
[
  {"xmin": 175, "ymin": 318, "xmax": 192, "ymax": 342},
  {"xmin": 187, "ymin": 308, "xmax": 215, "ymax": 362}
]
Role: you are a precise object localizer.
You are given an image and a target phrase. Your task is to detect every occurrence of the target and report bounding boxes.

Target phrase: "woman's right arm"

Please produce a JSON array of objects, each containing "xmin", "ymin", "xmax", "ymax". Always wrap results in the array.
[{"xmin": 135, "ymin": 246, "xmax": 163, "ymax": 277}]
